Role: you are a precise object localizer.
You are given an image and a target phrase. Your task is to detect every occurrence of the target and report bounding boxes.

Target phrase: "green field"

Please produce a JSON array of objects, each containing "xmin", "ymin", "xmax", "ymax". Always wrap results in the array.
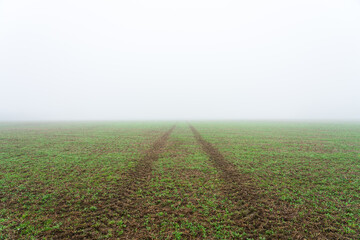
[{"xmin": 0, "ymin": 122, "xmax": 359, "ymax": 239}]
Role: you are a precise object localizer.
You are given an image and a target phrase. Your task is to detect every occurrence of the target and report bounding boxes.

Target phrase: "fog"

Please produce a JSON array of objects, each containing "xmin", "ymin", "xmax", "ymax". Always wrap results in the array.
[{"xmin": 1, "ymin": 0, "xmax": 360, "ymax": 121}]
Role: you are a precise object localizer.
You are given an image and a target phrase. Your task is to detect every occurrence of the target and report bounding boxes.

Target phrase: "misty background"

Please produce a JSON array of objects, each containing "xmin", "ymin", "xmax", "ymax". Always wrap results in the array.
[{"xmin": 0, "ymin": 0, "xmax": 359, "ymax": 121}]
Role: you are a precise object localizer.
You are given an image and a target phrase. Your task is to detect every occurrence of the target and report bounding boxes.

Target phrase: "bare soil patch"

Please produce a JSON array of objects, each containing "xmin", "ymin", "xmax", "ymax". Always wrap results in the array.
[
  {"xmin": 37, "ymin": 126, "xmax": 176, "ymax": 239},
  {"xmin": 189, "ymin": 125, "xmax": 311, "ymax": 239}
]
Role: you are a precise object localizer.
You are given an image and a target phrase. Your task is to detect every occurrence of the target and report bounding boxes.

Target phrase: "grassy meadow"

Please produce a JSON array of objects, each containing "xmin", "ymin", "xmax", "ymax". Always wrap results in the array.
[{"xmin": 0, "ymin": 122, "xmax": 359, "ymax": 239}]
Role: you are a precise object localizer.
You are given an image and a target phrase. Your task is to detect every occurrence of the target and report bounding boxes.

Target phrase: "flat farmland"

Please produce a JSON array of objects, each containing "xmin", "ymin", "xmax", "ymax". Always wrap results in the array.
[{"xmin": 0, "ymin": 122, "xmax": 359, "ymax": 239}]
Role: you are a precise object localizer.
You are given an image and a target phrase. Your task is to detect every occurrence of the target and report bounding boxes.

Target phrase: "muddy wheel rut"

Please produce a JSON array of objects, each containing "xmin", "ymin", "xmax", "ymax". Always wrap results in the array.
[
  {"xmin": 121, "ymin": 127, "xmax": 249, "ymax": 239},
  {"xmin": 189, "ymin": 124, "xmax": 312, "ymax": 239},
  {"xmin": 45, "ymin": 125, "xmax": 176, "ymax": 239},
  {"xmin": 124, "ymin": 125, "xmax": 176, "ymax": 187},
  {"xmin": 5, "ymin": 124, "xmax": 341, "ymax": 239}
]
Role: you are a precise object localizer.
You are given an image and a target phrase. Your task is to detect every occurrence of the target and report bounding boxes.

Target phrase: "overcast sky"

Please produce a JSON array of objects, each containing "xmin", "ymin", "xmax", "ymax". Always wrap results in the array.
[{"xmin": 0, "ymin": 0, "xmax": 359, "ymax": 121}]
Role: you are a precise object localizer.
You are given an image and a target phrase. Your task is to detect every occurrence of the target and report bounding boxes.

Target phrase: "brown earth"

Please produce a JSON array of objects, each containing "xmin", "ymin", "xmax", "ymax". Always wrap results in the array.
[
  {"xmin": 37, "ymin": 125, "xmax": 176, "ymax": 239},
  {"xmin": 189, "ymin": 125, "xmax": 313, "ymax": 239},
  {"xmin": 115, "ymin": 133, "xmax": 231, "ymax": 239},
  {"xmin": 189, "ymin": 125, "xmax": 359, "ymax": 239},
  {"xmin": 3, "ymin": 124, "xmax": 354, "ymax": 239}
]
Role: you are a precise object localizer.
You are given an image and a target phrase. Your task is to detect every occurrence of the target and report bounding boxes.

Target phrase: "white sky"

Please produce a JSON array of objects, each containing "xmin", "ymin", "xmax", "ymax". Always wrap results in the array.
[{"xmin": 0, "ymin": 0, "xmax": 359, "ymax": 120}]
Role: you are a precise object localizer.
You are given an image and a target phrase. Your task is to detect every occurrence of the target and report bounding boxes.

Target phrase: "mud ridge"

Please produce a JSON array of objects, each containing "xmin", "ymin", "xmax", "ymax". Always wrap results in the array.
[
  {"xmin": 123, "ymin": 125, "xmax": 176, "ymax": 187},
  {"xmin": 45, "ymin": 125, "xmax": 176, "ymax": 239},
  {"xmin": 189, "ymin": 125, "xmax": 310, "ymax": 239}
]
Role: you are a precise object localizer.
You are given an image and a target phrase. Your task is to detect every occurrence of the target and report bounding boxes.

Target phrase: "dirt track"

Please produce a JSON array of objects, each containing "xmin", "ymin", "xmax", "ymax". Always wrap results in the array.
[
  {"xmin": 47, "ymin": 125, "xmax": 176, "ymax": 239},
  {"xmin": 189, "ymin": 125, "xmax": 311, "ymax": 239},
  {"xmin": 53, "ymin": 125, "xmax": 310, "ymax": 239},
  {"xmin": 7, "ymin": 124, "xmax": 340, "ymax": 239},
  {"xmin": 125, "ymin": 125, "xmax": 176, "ymax": 187}
]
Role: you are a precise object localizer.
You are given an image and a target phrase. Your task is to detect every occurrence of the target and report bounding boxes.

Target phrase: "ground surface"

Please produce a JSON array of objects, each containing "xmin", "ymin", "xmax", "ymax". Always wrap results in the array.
[{"xmin": 0, "ymin": 122, "xmax": 359, "ymax": 239}]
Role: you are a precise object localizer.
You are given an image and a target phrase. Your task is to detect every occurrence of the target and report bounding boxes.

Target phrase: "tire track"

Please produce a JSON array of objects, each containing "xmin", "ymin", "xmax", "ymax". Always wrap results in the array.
[
  {"xmin": 123, "ymin": 125, "xmax": 176, "ymax": 188},
  {"xmin": 47, "ymin": 125, "xmax": 176, "ymax": 239},
  {"xmin": 189, "ymin": 124, "xmax": 308, "ymax": 239}
]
